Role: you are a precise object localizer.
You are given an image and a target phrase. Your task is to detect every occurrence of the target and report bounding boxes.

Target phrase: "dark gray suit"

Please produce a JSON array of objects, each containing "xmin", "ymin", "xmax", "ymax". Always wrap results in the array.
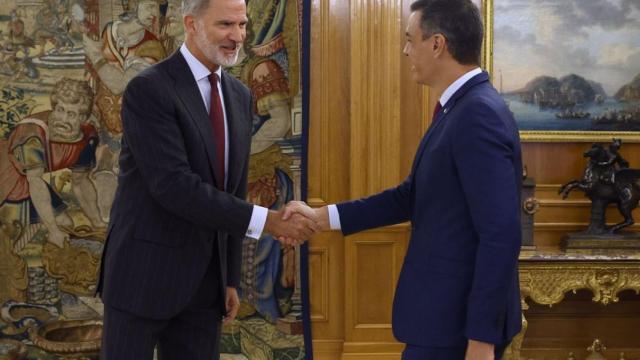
[{"xmin": 97, "ymin": 50, "xmax": 254, "ymax": 359}]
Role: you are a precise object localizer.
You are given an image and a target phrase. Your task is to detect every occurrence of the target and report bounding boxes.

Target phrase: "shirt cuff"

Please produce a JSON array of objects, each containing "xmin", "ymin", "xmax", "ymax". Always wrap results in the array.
[
  {"xmin": 328, "ymin": 204, "xmax": 342, "ymax": 230},
  {"xmin": 246, "ymin": 205, "xmax": 268, "ymax": 240}
]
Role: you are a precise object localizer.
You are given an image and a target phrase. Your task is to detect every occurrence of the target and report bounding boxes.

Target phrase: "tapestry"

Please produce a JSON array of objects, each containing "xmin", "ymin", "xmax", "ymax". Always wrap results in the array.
[{"xmin": 0, "ymin": 0, "xmax": 311, "ymax": 358}]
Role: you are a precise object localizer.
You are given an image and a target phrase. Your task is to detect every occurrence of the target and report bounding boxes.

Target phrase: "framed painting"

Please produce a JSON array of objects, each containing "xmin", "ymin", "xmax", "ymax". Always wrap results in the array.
[{"xmin": 483, "ymin": 0, "xmax": 640, "ymax": 142}]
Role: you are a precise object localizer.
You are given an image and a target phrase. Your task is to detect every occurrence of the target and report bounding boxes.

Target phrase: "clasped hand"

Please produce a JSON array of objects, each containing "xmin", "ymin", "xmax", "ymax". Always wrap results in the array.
[{"xmin": 264, "ymin": 201, "xmax": 329, "ymax": 246}]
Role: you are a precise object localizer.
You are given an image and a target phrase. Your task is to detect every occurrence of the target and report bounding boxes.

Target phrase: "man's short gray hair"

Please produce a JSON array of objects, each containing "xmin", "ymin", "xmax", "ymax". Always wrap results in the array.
[{"xmin": 181, "ymin": 0, "xmax": 211, "ymax": 16}]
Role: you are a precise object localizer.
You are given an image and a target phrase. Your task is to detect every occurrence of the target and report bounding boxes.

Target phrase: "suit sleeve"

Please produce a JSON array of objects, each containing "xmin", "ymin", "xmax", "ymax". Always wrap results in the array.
[
  {"xmin": 121, "ymin": 75, "xmax": 253, "ymax": 239},
  {"xmin": 452, "ymin": 103, "xmax": 521, "ymax": 344},
  {"xmin": 336, "ymin": 176, "xmax": 412, "ymax": 236},
  {"xmin": 226, "ymin": 93, "xmax": 254, "ymax": 288}
]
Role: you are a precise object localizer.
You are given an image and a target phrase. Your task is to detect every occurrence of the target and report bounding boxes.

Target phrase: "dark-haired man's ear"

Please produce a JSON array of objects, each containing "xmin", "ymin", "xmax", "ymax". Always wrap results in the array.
[
  {"xmin": 432, "ymin": 35, "xmax": 447, "ymax": 56},
  {"xmin": 432, "ymin": 35, "xmax": 442, "ymax": 53}
]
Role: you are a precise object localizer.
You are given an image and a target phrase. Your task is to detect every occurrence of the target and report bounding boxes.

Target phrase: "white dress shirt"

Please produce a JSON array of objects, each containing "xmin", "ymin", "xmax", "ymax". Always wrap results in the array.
[
  {"xmin": 327, "ymin": 67, "xmax": 483, "ymax": 230},
  {"xmin": 180, "ymin": 44, "xmax": 268, "ymax": 239}
]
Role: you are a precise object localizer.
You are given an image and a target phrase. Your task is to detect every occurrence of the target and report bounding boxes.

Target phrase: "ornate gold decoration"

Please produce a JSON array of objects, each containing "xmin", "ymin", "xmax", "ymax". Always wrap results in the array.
[
  {"xmin": 480, "ymin": 0, "xmax": 493, "ymax": 76},
  {"xmin": 29, "ymin": 319, "xmax": 102, "ymax": 355},
  {"xmin": 565, "ymin": 350, "xmax": 629, "ymax": 360},
  {"xmin": 42, "ymin": 242, "xmax": 100, "ymax": 296},
  {"xmin": 586, "ymin": 339, "xmax": 607, "ymax": 360},
  {"xmin": 519, "ymin": 263, "xmax": 640, "ymax": 306},
  {"xmin": 519, "ymin": 131, "xmax": 640, "ymax": 143},
  {"xmin": 503, "ymin": 259, "xmax": 640, "ymax": 360},
  {"xmin": 502, "ymin": 313, "xmax": 527, "ymax": 360},
  {"xmin": 589, "ymin": 270, "xmax": 620, "ymax": 305},
  {"xmin": 560, "ymin": 339, "xmax": 629, "ymax": 360}
]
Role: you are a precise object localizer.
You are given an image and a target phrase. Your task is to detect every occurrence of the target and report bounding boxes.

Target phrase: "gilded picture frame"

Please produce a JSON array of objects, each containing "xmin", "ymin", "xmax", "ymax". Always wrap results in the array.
[{"xmin": 481, "ymin": 0, "xmax": 640, "ymax": 142}]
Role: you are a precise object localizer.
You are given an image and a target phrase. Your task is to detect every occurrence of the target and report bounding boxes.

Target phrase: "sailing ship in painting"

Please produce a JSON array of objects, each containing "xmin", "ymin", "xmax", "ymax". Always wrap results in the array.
[{"xmin": 500, "ymin": 72, "xmax": 640, "ymax": 131}]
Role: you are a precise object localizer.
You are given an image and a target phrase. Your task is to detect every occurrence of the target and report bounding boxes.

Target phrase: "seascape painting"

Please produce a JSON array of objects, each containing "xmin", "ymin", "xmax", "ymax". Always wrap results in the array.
[{"xmin": 493, "ymin": 0, "xmax": 640, "ymax": 136}]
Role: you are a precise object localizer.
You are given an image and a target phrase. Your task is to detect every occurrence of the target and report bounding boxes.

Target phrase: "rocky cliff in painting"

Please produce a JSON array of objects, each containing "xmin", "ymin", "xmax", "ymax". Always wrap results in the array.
[
  {"xmin": 615, "ymin": 73, "xmax": 640, "ymax": 101},
  {"xmin": 511, "ymin": 74, "xmax": 606, "ymax": 109},
  {"xmin": 587, "ymin": 80, "xmax": 607, "ymax": 99}
]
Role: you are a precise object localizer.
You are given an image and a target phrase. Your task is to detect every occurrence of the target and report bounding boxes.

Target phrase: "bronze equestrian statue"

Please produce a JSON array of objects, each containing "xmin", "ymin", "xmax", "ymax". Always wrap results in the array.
[{"xmin": 559, "ymin": 139, "xmax": 640, "ymax": 235}]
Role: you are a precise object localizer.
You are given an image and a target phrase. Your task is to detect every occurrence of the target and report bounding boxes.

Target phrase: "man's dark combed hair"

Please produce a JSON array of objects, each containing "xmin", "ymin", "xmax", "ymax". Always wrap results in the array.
[{"xmin": 410, "ymin": 0, "xmax": 483, "ymax": 65}]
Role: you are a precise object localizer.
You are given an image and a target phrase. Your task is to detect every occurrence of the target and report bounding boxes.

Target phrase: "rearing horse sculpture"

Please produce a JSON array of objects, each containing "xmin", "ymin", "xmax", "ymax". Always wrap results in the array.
[{"xmin": 559, "ymin": 140, "xmax": 640, "ymax": 235}]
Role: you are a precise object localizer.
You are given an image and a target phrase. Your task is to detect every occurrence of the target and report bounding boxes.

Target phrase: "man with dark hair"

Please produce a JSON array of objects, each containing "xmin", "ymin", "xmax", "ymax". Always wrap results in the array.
[
  {"xmin": 409, "ymin": 0, "xmax": 483, "ymax": 65},
  {"xmin": 286, "ymin": 0, "xmax": 522, "ymax": 358}
]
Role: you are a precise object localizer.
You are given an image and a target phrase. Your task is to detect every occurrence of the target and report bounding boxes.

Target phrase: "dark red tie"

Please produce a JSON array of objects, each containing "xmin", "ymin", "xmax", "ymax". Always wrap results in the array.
[
  {"xmin": 209, "ymin": 73, "xmax": 225, "ymax": 191},
  {"xmin": 432, "ymin": 101, "xmax": 442, "ymax": 123}
]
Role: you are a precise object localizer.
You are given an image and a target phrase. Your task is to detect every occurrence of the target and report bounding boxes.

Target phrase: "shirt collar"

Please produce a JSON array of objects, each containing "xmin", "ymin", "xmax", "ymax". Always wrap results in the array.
[
  {"xmin": 439, "ymin": 67, "xmax": 482, "ymax": 107},
  {"xmin": 180, "ymin": 43, "xmax": 223, "ymax": 82}
]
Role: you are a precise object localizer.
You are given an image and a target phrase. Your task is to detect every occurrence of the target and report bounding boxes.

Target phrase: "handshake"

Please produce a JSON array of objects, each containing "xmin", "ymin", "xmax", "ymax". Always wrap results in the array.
[{"xmin": 263, "ymin": 201, "xmax": 330, "ymax": 245}]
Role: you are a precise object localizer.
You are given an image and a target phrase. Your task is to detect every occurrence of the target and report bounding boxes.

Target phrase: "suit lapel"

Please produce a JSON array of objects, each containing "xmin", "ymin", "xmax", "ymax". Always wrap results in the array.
[
  {"xmin": 221, "ymin": 71, "xmax": 249, "ymax": 194},
  {"xmin": 410, "ymin": 111, "xmax": 446, "ymax": 174},
  {"xmin": 411, "ymin": 72, "xmax": 490, "ymax": 175},
  {"xmin": 167, "ymin": 52, "xmax": 222, "ymax": 187}
]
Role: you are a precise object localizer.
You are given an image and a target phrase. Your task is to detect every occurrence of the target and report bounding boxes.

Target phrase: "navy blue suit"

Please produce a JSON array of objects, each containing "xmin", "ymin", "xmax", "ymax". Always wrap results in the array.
[
  {"xmin": 337, "ymin": 72, "xmax": 522, "ymax": 355},
  {"xmin": 97, "ymin": 50, "xmax": 254, "ymax": 360}
]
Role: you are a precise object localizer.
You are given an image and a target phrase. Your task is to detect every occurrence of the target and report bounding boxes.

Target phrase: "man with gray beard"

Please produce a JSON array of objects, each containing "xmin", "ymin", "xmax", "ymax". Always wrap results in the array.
[{"xmin": 97, "ymin": 0, "xmax": 317, "ymax": 358}]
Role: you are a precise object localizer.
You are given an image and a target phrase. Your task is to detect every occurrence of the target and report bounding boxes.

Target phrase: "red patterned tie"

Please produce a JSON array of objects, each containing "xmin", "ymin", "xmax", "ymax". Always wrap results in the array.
[
  {"xmin": 209, "ymin": 73, "xmax": 225, "ymax": 191},
  {"xmin": 432, "ymin": 101, "xmax": 442, "ymax": 123}
]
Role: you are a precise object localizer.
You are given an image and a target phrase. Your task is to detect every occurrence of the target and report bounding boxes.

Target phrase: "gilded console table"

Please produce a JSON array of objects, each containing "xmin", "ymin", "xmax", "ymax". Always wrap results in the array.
[{"xmin": 503, "ymin": 251, "xmax": 640, "ymax": 360}]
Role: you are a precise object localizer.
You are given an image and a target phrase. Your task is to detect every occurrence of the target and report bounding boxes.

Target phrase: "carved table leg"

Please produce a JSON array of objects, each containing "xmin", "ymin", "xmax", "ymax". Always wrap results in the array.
[{"xmin": 501, "ymin": 298, "xmax": 529, "ymax": 360}]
